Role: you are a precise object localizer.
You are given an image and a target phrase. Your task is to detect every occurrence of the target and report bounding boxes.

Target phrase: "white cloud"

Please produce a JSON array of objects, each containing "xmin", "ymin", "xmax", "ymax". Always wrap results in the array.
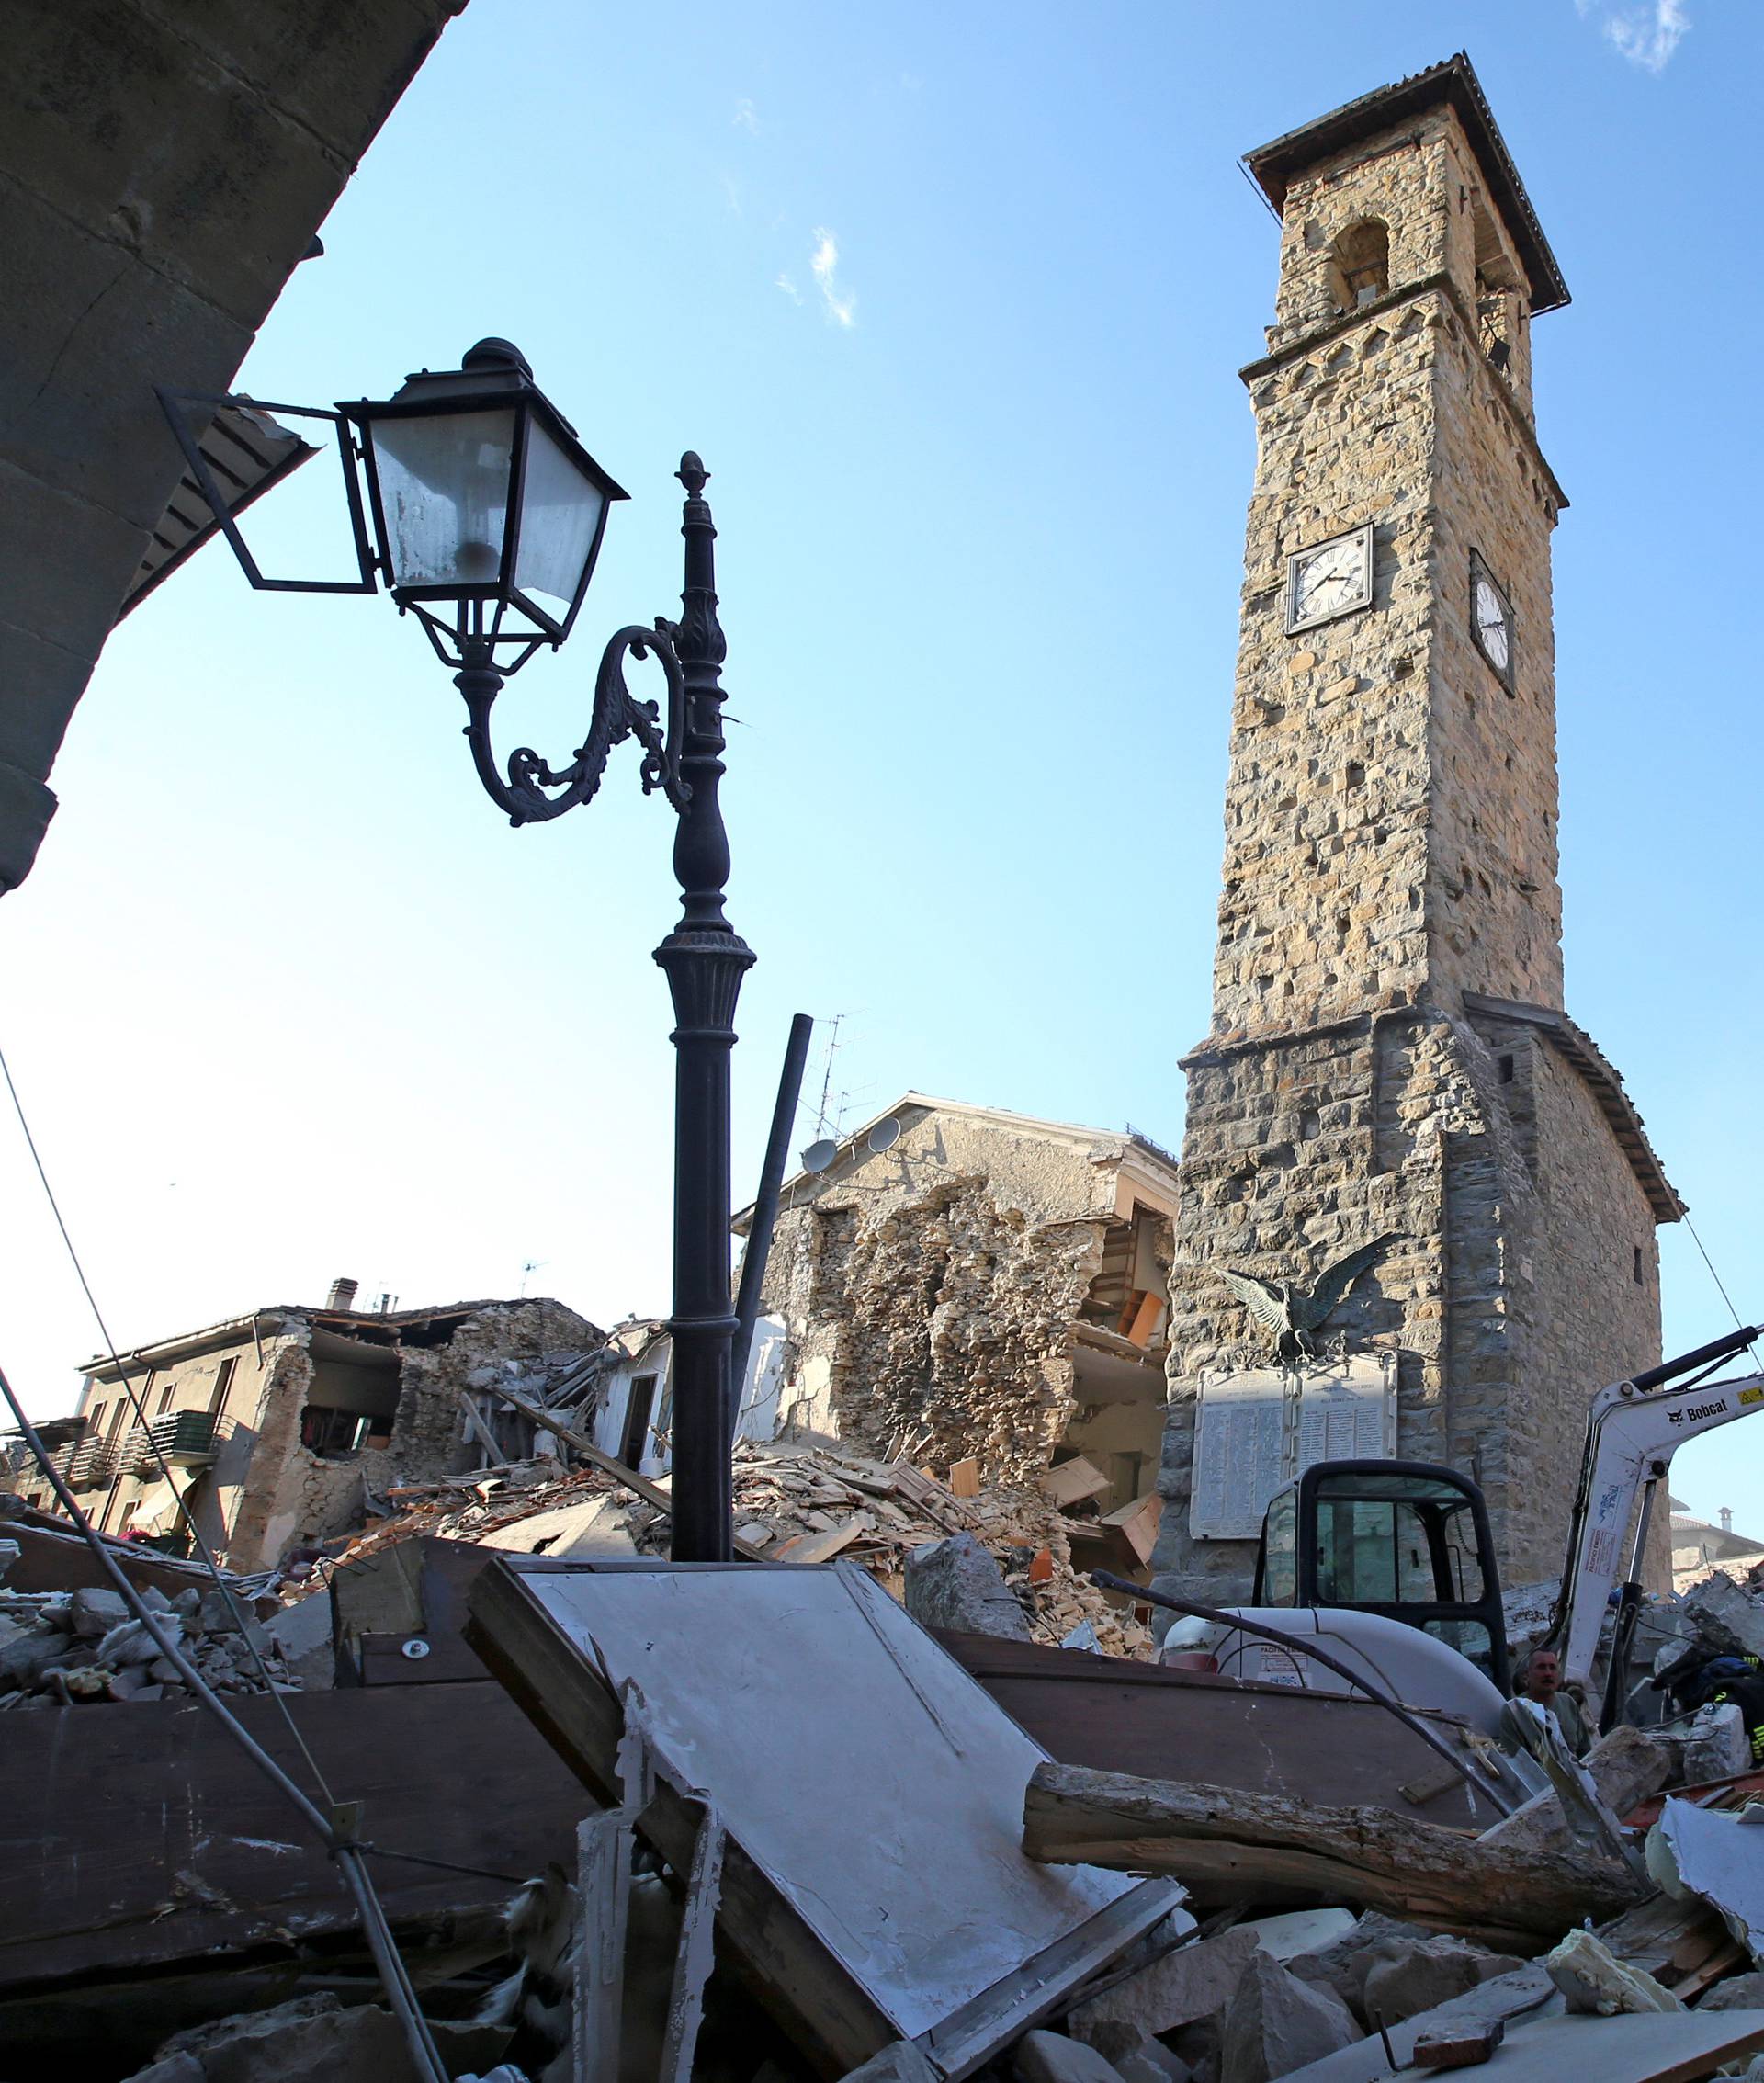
[
  {"xmin": 809, "ymin": 228, "xmax": 857, "ymax": 329},
  {"xmin": 733, "ymin": 96, "xmax": 761, "ymax": 135},
  {"xmin": 1584, "ymin": 0, "xmax": 1690, "ymax": 72},
  {"xmin": 775, "ymin": 273, "xmax": 802, "ymax": 305}
]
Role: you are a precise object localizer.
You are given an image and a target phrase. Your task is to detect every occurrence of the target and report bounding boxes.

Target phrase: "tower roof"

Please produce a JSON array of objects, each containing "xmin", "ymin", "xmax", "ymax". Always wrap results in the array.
[{"xmin": 1244, "ymin": 52, "xmax": 1570, "ymax": 317}]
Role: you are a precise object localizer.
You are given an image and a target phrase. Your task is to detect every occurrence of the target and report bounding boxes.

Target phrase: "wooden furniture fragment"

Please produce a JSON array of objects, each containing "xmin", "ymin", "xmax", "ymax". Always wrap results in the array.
[
  {"xmin": 0, "ymin": 1681, "xmax": 586, "ymax": 1997},
  {"xmin": 467, "ymin": 1557, "xmax": 1181, "ymax": 2079}
]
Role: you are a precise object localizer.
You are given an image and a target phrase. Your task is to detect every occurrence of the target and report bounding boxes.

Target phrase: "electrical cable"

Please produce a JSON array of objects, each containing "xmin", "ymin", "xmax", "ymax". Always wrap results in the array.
[{"xmin": 1682, "ymin": 1210, "xmax": 1762, "ymax": 1370}]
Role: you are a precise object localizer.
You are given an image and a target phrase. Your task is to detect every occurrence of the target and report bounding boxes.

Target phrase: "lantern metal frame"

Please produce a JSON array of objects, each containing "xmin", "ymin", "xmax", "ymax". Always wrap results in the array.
[{"xmin": 336, "ymin": 339, "xmax": 628, "ymax": 674}]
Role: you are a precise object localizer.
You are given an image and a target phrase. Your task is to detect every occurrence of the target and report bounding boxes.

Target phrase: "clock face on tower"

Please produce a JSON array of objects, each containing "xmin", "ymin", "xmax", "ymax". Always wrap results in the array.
[
  {"xmin": 1285, "ymin": 522, "xmax": 1374, "ymax": 635},
  {"xmin": 1470, "ymin": 552, "xmax": 1515, "ymax": 688}
]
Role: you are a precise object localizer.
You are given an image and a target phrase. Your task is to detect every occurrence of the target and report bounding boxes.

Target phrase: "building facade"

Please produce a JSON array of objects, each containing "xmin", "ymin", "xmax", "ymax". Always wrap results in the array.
[
  {"xmin": 47, "ymin": 1283, "xmax": 601, "ymax": 1570},
  {"xmin": 1152, "ymin": 59, "xmax": 1679, "ymax": 1604}
]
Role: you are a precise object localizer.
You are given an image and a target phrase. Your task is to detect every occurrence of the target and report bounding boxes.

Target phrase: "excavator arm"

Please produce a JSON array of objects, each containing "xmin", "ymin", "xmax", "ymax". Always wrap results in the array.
[{"xmin": 1550, "ymin": 1325, "xmax": 1764, "ymax": 1723}]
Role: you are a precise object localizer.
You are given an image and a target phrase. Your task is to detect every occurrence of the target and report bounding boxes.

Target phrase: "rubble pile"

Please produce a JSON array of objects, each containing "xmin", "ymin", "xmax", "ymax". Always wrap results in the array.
[
  {"xmin": 0, "ymin": 1578, "xmax": 297, "ymax": 1710},
  {"xmin": 315, "ymin": 1435, "xmax": 1153, "ymax": 1657}
]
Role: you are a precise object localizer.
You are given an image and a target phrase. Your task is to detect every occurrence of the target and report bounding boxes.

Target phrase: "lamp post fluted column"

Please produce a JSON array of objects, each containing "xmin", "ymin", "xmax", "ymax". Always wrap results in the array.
[{"xmin": 653, "ymin": 454, "xmax": 753, "ymax": 1561}]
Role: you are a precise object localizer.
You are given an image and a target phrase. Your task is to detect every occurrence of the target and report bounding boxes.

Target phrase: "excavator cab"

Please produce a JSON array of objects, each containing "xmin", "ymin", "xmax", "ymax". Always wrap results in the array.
[{"xmin": 1252, "ymin": 1460, "xmax": 1510, "ymax": 1696}]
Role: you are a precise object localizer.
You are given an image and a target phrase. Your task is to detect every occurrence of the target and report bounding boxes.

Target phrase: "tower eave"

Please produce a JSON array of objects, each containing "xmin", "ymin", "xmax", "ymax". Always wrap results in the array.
[{"xmin": 1243, "ymin": 51, "xmax": 1571, "ymax": 318}]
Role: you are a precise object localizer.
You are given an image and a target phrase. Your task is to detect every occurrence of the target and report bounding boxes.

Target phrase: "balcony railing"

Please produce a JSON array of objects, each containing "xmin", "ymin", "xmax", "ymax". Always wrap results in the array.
[
  {"xmin": 55, "ymin": 1437, "xmax": 119, "ymax": 1489},
  {"xmin": 126, "ymin": 1409, "xmax": 226, "ymax": 1473}
]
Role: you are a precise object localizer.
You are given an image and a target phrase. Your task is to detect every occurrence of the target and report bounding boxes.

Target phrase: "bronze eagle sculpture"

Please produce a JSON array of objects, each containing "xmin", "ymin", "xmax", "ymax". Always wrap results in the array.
[{"xmin": 1219, "ymin": 1233, "xmax": 1397, "ymax": 1362}]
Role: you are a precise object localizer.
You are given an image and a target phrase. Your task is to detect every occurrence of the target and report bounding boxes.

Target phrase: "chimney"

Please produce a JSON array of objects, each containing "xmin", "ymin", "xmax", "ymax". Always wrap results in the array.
[
  {"xmin": 325, "ymin": 1276, "xmax": 359, "ymax": 1312},
  {"xmin": 1721, "ymin": 1507, "xmax": 1734, "ymax": 1534}
]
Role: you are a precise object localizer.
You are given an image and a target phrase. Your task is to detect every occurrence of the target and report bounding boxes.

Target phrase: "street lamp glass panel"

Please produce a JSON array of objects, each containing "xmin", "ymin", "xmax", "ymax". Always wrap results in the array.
[
  {"xmin": 514, "ymin": 416, "xmax": 607, "ymax": 616},
  {"xmin": 368, "ymin": 407, "xmax": 516, "ymax": 588}
]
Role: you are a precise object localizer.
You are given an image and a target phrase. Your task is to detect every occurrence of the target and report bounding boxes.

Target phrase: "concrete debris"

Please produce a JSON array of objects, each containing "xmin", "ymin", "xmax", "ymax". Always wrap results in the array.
[
  {"xmin": 1543, "ymin": 1928, "xmax": 1681, "ymax": 2015},
  {"xmin": 1069, "ymin": 1923, "xmax": 1264, "ymax": 2056},
  {"xmin": 1361, "ymin": 1933, "xmax": 1524, "ymax": 2030},
  {"xmin": 1697, "ymin": 1969, "xmax": 1764, "ymax": 2010},
  {"xmin": 1013, "ymin": 2028, "xmax": 1131, "ymax": 2083},
  {"xmin": 1108, "ymin": 2037, "xmax": 1191, "ymax": 2083},
  {"xmin": 1218, "ymin": 1951, "xmax": 1362, "ymax": 2083},
  {"xmin": 1289, "ymin": 1915, "xmax": 1444, "ymax": 2022},
  {"xmin": 1682, "ymin": 1570, "xmax": 1764, "ymax": 1661},
  {"xmin": 905, "ymin": 1533, "xmax": 1033, "ymax": 1639},
  {"xmin": 1480, "ymin": 1723, "xmax": 1677, "ymax": 1856},
  {"xmin": 0, "ymin": 1575, "xmax": 298, "ymax": 1709},
  {"xmin": 1685, "ymin": 1701, "xmax": 1752, "ymax": 1783},
  {"xmin": 839, "ymin": 2042, "xmax": 942, "ymax": 2083},
  {"xmin": 131, "ymin": 1990, "xmax": 514, "ymax": 2082}
]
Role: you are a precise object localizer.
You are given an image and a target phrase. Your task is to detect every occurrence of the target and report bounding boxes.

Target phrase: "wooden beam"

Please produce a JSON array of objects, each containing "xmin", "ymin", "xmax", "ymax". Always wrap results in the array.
[{"xmin": 1023, "ymin": 1761, "xmax": 1641, "ymax": 1953}]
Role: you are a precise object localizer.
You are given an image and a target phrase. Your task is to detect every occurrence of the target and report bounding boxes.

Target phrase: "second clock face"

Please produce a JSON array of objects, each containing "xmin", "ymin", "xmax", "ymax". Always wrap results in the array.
[
  {"xmin": 1287, "ymin": 524, "xmax": 1374, "ymax": 633},
  {"xmin": 1471, "ymin": 556, "xmax": 1514, "ymax": 685}
]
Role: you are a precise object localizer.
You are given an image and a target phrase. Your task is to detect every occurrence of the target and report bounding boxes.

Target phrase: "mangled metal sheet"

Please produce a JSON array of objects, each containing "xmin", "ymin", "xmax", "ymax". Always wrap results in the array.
[{"xmin": 1649, "ymin": 1796, "xmax": 1764, "ymax": 1964}]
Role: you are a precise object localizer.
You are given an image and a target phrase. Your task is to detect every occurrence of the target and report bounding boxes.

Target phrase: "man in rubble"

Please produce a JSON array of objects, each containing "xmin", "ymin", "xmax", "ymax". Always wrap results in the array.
[{"xmin": 1498, "ymin": 1645, "xmax": 1591, "ymax": 1760}]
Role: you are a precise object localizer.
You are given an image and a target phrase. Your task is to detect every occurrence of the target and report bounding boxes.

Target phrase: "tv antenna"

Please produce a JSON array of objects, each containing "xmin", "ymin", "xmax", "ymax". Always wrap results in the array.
[
  {"xmin": 519, "ymin": 1257, "xmax": 548, "ymax": 1297},
  {"xmin": 809, "ymin": 1014, "xmax": 847, "ymax": 1140}
]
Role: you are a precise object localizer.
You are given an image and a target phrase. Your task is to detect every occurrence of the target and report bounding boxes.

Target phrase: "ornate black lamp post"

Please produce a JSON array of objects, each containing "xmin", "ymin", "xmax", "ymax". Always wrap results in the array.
[{"xmin": 162, "ymin": 340, "xmax": 752, "ymax": 1560}]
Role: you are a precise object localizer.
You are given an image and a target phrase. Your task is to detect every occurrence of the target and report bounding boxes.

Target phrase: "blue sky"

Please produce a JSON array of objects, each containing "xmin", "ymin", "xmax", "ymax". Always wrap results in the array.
[{"xmin": 5, "ymin": 1, "xmax": 1762, "ymax": 1529}]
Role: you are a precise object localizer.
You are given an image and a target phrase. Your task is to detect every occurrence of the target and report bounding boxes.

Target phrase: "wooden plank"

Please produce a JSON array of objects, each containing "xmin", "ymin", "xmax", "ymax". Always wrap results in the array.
[
  {"xmin": 1124, "ymin": 1290, "xmax": 1165, "ymax": 1348},
  {"xmin": 0, "ymin": 1515, "xmax": 217, "ymax": 1600},
  {"xmin": 0, "ymin": 1681, "xmax": 587, "ymax": 1996},
  {"xmin": 948, "ymin": 1458, "xmax": 982, "ymax": 1500},
  {"xmin": 1023, "ymin": 1761, "xmax": 1642, "ymax": 1952},
  {"xmin": 1042, "ymin": 1457, "xmax": 1111, "ymax": 1510}
]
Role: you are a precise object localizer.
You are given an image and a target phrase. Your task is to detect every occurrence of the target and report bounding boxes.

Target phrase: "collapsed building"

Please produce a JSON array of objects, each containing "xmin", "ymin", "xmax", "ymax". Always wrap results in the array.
[
  {"xmin": 734, "ymin": 1093, "xmax": 1182, "ymax": 1521},
  {"xmin": 22, "ymin": 1281, "xmax": 602, "ymax": 1570}
]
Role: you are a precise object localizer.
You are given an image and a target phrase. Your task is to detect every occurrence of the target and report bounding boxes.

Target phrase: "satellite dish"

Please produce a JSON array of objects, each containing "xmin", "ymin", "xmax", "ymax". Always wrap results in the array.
[
  {"xmin": 867, "ymin": 1115, "xmax": 901, "ymax": 1154},
  {"xmin": 801, "ymin": 1138, "xmax": 839, "ymax": 1174}
]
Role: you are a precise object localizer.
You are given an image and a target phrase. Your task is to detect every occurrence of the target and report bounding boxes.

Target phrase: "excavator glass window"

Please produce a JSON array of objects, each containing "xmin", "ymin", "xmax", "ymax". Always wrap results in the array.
[{"xmin": 1261, "ymin": 1459, "xmax": 1510, "ymax": 1694}]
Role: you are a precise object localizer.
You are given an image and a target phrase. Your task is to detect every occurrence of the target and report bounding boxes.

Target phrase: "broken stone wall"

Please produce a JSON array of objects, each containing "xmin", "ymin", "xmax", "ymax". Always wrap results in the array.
[
  {"xmin": 218, "ymin": 1298, "xmax": 604, "ymax": 1571},
  {"xmin": 758, "ymin": 1110, "xmax": 1141, "ymax": 1487},
  {"xmin": 394, "ymin": 1298, "xmax": 604, "ymax": 1472}
]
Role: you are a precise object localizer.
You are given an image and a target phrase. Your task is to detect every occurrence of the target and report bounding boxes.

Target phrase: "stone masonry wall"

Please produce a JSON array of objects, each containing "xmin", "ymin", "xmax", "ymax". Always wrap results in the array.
[{"xmin": 755, "ymin": 1107, "xmax": 1166, "ymax": 1486}]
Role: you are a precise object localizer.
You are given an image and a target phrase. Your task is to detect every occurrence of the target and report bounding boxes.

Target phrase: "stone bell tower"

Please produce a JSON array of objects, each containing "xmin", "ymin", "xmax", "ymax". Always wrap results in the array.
[{"xmin": 1152, "ymin": 56, "xmax": 1681, "ymax": 1603}]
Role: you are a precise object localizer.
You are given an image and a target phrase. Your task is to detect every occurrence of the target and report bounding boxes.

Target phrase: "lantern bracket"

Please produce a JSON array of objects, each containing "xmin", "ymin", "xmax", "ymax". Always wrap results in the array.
[
  {"xmin": 457, "ymin": 618, "xmax": 690, "ymax": 826},
  {"xmin": 153, "ymin": 389, "xmax": 379, "ymax": 594}
]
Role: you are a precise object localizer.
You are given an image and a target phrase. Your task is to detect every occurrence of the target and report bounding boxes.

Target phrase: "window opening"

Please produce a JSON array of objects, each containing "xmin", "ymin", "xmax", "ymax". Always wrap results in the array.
[
  {"xmin": 209, "ymin": 1354, "xmax": 238, "ymax": 1415},
  {"xmin": 300, "ymin": 1407, "xmax": 372, "ymax": 1457},
  {"xmin": 1498, "ymin": 1054, "xmax": 1515, "ymax": 1083},
  {"xmin": 620, "ymin": 1374, "xmax": 660, "ymax": 1468}
]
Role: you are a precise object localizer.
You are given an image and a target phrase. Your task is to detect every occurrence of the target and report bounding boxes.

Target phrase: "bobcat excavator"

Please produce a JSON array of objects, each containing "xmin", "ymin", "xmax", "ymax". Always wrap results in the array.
[{"xmin": 1204, "ymin": 1322, "xmax": 1764, "ymax": 1743}]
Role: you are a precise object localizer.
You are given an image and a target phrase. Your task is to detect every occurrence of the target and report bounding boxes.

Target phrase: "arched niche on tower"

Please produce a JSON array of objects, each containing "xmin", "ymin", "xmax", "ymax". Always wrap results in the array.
[{"xmin": 1328, "ymin": 220, "xmax": 1390, "ymax": 311}]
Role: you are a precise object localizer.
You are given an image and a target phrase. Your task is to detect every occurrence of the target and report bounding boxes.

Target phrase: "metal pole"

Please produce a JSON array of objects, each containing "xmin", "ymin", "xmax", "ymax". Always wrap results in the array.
[
  {"xmin": 1600, "ymin": 1466, "xmax": 1662, "ymax": 1736},
  {"xmin": 653, "ymin": 454, "xmax": 753, "ymax": 1563},
  {"xmin": 729, "ymin": 1013, "xmax": 814, "ymax": 1448}
]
